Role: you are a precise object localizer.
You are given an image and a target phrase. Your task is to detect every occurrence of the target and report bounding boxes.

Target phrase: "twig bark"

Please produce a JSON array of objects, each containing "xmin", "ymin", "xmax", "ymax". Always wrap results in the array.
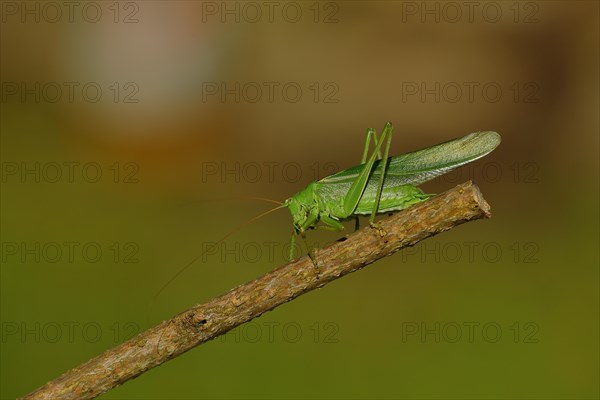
[{"xmin": 22, "ymin": 181, "xmax": 491, "ymax": 400}]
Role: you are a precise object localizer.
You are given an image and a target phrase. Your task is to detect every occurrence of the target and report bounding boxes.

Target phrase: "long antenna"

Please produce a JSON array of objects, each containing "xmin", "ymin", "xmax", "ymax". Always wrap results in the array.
[
  {"xmin": 241, "ymin": 196, "xmax": 283, "ymax": 206},
  {"xmin": 171, "ymin": 196, "xmax": 283, "ymax": 210},
  {"xmin": 149, "ymin": 203, "xmax": 287, "ymax": 316}
]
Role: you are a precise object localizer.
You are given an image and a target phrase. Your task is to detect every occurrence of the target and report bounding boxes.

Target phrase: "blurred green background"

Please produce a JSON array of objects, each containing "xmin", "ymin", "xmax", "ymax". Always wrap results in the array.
[{"xmin": 1, "ymin": 1, "xmax": 598, "ymax": 399}]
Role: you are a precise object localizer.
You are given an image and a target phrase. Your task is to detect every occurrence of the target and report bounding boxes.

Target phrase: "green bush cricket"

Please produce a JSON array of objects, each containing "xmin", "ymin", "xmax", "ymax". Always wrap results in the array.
[
  {"xmin": 155, "ymin": 122, "xmax": 500, "ymax": 297},
  {"xmin": 283, "ymin": 122, "xmax": 501, "ymax": 261}
]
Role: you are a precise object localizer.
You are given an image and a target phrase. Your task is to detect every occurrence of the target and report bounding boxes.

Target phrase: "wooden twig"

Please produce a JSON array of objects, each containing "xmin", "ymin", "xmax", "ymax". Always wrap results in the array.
[{"xmin": 22, "ymin": 181, "xmax": 491, "ymax": 400}]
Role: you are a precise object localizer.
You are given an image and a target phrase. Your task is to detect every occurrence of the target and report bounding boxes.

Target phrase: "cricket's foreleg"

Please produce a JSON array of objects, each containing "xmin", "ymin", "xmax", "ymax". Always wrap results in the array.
[
  {"xmin": 361, "ymin": 128, "xmax": 382, "ymax": 164},
  {"xmin": 319, "ymin": 215, "xmax": 345, "ymax": 231},
  {"xmin": 289, "ymin": 231, "xmax": 297, "ymax": 262},
  {"xmin": 369, "ymin": 123, "xmax": 393, "ymax": 233},
  {"xmin": 290, "ymin": 230, "xmax": 318, "ymax": 266},
  {"xmin": 304, "ymin": 215, "xmax": 345, "ymax": 271},
  {"xmin": 299, "ymin": 233, "xmax": 320, "ymax": 270}
]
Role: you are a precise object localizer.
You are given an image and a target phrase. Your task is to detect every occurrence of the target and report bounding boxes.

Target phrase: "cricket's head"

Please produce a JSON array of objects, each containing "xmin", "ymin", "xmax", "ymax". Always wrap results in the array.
[{"xmin": 284, "ymin": 183, "xmax": 318, "ymax": 233}]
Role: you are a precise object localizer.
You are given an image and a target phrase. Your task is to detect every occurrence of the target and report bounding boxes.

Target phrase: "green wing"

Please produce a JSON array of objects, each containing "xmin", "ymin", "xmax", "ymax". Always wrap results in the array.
[{"xmin": 320, "ymin": 131, "xmax": 501, "ymax": 186}]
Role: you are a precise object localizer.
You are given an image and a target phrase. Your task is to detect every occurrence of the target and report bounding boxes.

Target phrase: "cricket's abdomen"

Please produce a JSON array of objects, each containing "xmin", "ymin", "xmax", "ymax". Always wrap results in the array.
[
  {"xmin": 313, "ymin": 176, "xmax": 431, "ymax": 219},
  {"xmin": 353, "ymin": 181, "xmax": 431, "ymax": 215}
]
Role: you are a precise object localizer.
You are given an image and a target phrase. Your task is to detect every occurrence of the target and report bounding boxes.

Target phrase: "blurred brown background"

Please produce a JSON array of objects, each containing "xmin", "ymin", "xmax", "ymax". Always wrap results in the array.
[{"xmin": 1, "ymin": 1, "xmax": 598, "ymax": 398}]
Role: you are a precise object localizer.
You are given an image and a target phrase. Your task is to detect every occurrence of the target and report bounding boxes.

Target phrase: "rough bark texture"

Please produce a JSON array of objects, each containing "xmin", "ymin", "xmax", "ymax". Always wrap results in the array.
[{"xmin": 21, "ymin": 181, "xmax": 491, "ymax": 400}]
